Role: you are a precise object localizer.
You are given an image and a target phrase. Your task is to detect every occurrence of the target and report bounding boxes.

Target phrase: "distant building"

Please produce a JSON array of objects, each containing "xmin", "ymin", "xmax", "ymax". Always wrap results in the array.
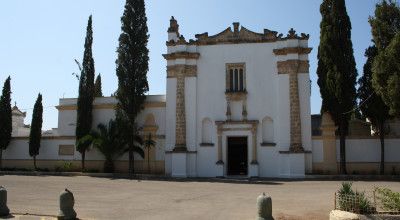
[{"xmin": 11, "ymin": 104, "xmax": 30, "ymax": 137}]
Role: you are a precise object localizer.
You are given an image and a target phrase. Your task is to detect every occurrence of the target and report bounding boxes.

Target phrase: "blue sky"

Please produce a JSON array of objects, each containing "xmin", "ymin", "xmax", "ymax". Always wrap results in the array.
[{"xmin": 0, "ymin": 0, "xmax": 379, "ymax": 129}]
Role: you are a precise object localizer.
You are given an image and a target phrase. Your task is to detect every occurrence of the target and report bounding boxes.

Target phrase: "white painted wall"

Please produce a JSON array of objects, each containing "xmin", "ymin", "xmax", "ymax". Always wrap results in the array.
[
  {"xmin": 311, "ymin": 138, "xmax": 400, "ymax": 163},
  {"xmin": 186, "ymin": 39, "xmax": 311, "ymax": 177}
]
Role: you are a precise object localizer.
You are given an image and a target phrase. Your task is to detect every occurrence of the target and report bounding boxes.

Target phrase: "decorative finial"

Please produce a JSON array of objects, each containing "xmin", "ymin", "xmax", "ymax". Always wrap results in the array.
[
  {"xmin": 287, "ymin": 28, "xmax": 297, "ymax": 39},
  {"xmin": 168, "ymin": 16, "xmax": 179, "ymax": 34},
  {"xmin": 233, "ymin": 22, "xmax": 240, "ymax": 33}
]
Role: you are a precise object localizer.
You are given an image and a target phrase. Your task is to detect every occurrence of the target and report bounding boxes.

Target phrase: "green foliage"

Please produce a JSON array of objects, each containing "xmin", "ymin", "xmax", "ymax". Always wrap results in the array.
[
  {"xmin": 89, "ymin": 119, "xmax": 129, "ymax": 173},
  {"xmin": 375, "ymin": 187, "xmax": 400, "ymax": 212},
  {"xmin": 337, "ymin": 182, "xmax": 375, "ymax": 214},
  {"xmin": 115, "ymin": 110, "xmax": 145, "ymax": 160},
  {"xmin": 370, "ymin": 0, "xmax": 400, "ymax": 117},
  {"xmin": 317, "ymin": 0, "xmax": 358, "ymax": 174},
  {"xmin": 0, "ymin": 76, "xmax": 12, "ymax": 169},
  {"xmin": 358, "ymin": 46, "xmax": 390, "ymax": 130},
  {"xmin": 55, "ymin": 162, "xmax": 79, "ymax": 172},
  {"xmin": 29, "ymin": 93, "xmax": 43, "ymax": 169},
  {"xmin": 144, "ymin": 133, "xmax": 156, "ymax": 173},
  {"xmin": 94, "ymin": 74, "xmax": 103, "ymax": 97},
  {"xmin": 358, "ymin": 45, "xmax": 390, "ymax": 175},
  {"xmin": 115, "ymin": 0, "xmax": 149, "ymax": 174},
  {"xmin": 369, "ymin": 0, "xmax": 400, "ymax": 51},
  {"xmin": 373, "ymin": 33, "xmax": 400, "ymax": 116},
  {"xmin": 76, "ymin": 15, "xmax": 96, "ymax": 170}
]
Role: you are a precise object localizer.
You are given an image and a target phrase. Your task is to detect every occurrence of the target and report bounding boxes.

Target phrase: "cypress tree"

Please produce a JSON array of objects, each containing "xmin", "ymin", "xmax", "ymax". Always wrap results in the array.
[
  {"xmin": 116, "ymin": 0, "xmax": 149, "ymax": 174},
  {"xmin": 369, "ymin": 0, "xmax": 400, "ymax": 52},
  {"xmin": 371, "ymin": 0, "xmax": 400, "ymax": 116},
  {"xmin": 317, "ymin": 0, "xmax": 358, "ymax": 174},
  {"xmin": 29, "ymin": 93, "xmax": 43, "ymax": 170},
  {"xmin": 358, "ymin": 46, "xmax": 390, "ymax": 175},
  {"xmin": 373, "ymin": 33, "xmax": 400, "ymax": 115},
  {"xmin": 0, "ymin": 76, "xmax": 12, "ymax": 169},
  {"xmin": 76, "ymin": 15, "xmax": 95, "ymax": 171},
  {"xmin": 94, "ymin": 74, "xmax": 103, "ymax": 97}
]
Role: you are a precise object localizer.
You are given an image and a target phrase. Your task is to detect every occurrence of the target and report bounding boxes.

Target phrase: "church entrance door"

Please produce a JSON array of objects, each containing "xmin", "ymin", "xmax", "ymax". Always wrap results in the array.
[{"xmin": 227, "ymin": 136, "xmax": 248, "ymax": 175}]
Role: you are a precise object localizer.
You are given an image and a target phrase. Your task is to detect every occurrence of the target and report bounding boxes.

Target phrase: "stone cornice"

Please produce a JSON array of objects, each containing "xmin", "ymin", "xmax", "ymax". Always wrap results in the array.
[
  {"xmin": 277, "ymin": 60, "xmax": 309, "ymax": 74},
  {"xmin": 225, "ymin": 91, "xmax": 247, "ymax": 101},
  {"xmin": 215, "ymin": 120, "xmax": 259, "ymax": 125},
  {"xmin": 167, "ymin": 65, "xmax": 197, "ymax": 78},
  {"xmin": 166, "ymin": 24, "xmax": 309, "ymax": 46},
  {"xmin": 56, "ymin": 102, "xmax": 166, "ymax": 111},
  {"xmin": 273, "ymin": 47, "xmax": 312, "ymax": 55},
  {"xmin": 12, "ymin": 136, "xmax": 75, "ymax": 140},
  {"xmin": 162, "ymin": 52, "xmax": 200, "ymax": 60}
]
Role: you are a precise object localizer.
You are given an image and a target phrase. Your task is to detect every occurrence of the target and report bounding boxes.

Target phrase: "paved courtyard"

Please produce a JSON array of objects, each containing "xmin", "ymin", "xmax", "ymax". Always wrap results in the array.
[{"xmin": 1, "ymin": 175, "xmax": 400, "ymax": 220}]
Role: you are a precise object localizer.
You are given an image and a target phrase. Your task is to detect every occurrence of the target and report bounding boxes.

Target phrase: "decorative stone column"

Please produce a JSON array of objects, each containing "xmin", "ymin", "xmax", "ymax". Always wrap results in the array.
[
  {"xmin": 174, "ymin": 73, "xmax": 187, "ymax": 152},
  {"xmin": 216, "ymin": 124, "xmax": 223, "ymax": 164},
  {"xmin": 277, "ymin": 60, "xmax": 309, "ymax": 153},
  {"xmin": 251, "ymin": 124, "xmax": 258, "ymax": 164},
  {"xmin": 288, "ymin": 62, "xmax": 303, "ymax": 152}
]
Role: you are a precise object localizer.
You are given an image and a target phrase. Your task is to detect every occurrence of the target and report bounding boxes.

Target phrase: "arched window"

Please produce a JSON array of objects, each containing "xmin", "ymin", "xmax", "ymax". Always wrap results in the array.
[
  {"xmin": 262, "ymin": 116, "xmax": 274, "ymax": 144},
  {"xmin": 201, "ymin": 118, "xmax": 213, "ymax": 145},
  {"xmin": 226, "ymin": 63, "xmax": 246, "ymax": 92}
]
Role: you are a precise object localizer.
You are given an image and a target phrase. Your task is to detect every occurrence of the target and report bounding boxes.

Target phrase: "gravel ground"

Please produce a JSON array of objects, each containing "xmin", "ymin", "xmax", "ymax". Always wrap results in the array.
[{"xmin": 0, "ymin": 175, "xmax": 399, "ymax": 220}]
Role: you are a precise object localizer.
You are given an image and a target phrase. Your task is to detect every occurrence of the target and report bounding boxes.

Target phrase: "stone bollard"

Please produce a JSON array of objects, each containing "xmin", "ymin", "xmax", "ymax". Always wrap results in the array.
[
  {"xmin": 57, "ymin": 189, "xmax": 77, "ymax": 220},
  {"xmin": 256, "ymin": 193, "xmax": 273, "ymax": 220},
  {"xmin": 0, "ymin": 186, "xmax": 10, "ymax": 217}
]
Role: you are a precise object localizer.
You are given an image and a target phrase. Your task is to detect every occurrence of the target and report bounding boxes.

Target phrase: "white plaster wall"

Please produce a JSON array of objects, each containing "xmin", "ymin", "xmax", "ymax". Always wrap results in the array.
[
  {"xmin": 276, "ymin": 74, "xmax": 290, "ymax": 150},
  {"xmin": 258, "ymin": 147, "xmax": 280, "ymax": 177},
  {"xmin": 311, "ymin": 138, "xmax": 400, "ymax": 164},
  {"xmin": 166, "ymin": 79, "xmax": 176, "ymax": 152},
  {"xmin": 5, "ymin": 137, "xmax": 166, "ymax": 162},
  {"xmin": 311, "ymin": 139, "xmax": 324, "ymax": 163},
  {"xmin": 335, "ymin": 138, "xmax": 400, "ymax": 162},
  {"xmin": 190, "ymin": 41, "xmax": 312, "ymax": 177},
  {"xmin": 58, "ymin": 110, "xmax": 76, "ymax": 136}
]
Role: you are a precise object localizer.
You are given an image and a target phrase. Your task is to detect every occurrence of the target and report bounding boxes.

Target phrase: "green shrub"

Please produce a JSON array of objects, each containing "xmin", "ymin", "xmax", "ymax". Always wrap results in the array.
[
  {"xmin": 337, "ymin": 182, "xmax": 375, "ymax": 214},
  {"xmin": 84, "ymin": 168, "xmax": 100, "ymax": 173},
  {"xmin": 375, "ymin": 187, "xmax": 400, "ymax": 212},
  {"xmin": 55, "ymin": 162, "xmax": 78, "ymax": 172}
]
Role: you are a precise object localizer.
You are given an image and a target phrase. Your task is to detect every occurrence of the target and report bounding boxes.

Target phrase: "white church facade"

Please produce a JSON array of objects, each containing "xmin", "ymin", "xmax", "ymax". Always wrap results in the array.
[
  {"xmin": 4, "ymin": 18, "xmax": 400, "ymax": 177},
  {"xmin": 163, "ymin": 17, "xmax": 312, "ymax": 177}
]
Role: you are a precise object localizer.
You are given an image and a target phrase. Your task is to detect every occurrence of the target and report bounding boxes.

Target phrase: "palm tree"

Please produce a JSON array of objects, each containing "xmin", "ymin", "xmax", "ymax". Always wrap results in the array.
[
  {"xmin": 115, "ymin": 109, "xmax": 145, "ymax": 175},
  {"xmin": 143, "ymin": 133, "xmax": 156, "ymax": 173},
  {"xmin": 77, "ymin": 119, "xmax": 144, "ymax": 173}
]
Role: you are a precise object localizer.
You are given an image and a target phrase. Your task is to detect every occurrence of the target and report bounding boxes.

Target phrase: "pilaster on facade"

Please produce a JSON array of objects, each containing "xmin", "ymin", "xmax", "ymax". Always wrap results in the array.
[
  {"xmin": 164, "ymin": 17, "xmax": 200, "ymax": 153},
  {"xmin": 274, "ymin": 29, "xmax": 312, "ymax": 153}
]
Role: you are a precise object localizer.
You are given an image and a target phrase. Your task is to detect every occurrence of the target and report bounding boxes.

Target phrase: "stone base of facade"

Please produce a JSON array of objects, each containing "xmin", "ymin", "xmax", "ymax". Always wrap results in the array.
[
  {"xmin": 171, "ymin": 152, "xmax": 187, "ymax": 177},
  {"xmin": 215, "ymin": 163, "xmax": 224, "ymax": 177},
  {"xmin": 249, "ymin": 163, "xmax": 259, "ymax": 177},
  {"xmin": 1, "ymin": 159, "xmax": 165, "ymax": 174},
  {"xmin": 313, "ymin": 162, "xmax": 400, "ymax": 175},
  {"xmin": 279, "ymin": 153, "xmax": 305, "ymax": 178}
]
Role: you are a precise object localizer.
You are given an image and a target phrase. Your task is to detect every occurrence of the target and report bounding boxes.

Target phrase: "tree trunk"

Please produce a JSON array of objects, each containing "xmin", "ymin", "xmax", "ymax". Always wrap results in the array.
[
  {"xmin": 81, "ymin": 151, "xmax": 86, "ymax": 172},
  {"xmin": 147, "ymin": 147, "xmax": 150, "ymax": 174},
  {"xmin": 129, "ymin": 145, "xmax": 133, "ymax": 177},
  {"xmin": 339, "ymin": 118, "xmax": 347, "ymax": 175},
  {"xmin": 379, "ymin": 122, "xmax": 385, "ymax": 175},
  {"xmin": 104, "ymin": 159, "xmax": 114, "ymax": 173},
  {"xmin": 0, "ymin": 150, "xmax": 3, "ymax": 170},
  {"xmin": 34, "ymin": 155, "xmax": 37, "ymax": 170}
]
